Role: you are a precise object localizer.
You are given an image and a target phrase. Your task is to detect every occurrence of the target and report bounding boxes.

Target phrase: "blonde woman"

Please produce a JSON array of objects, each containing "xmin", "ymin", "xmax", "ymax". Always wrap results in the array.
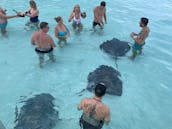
[
  {"xmin": 68, "ymin": 4, "xmax": 86, "ymax": 32},
  {"xmin": 25, "ymin": 0, "xmax": 39, "ymax": 29},
  {"xmin": 54, "ymin": 16, "xmax": 70, "ymax": 47}
]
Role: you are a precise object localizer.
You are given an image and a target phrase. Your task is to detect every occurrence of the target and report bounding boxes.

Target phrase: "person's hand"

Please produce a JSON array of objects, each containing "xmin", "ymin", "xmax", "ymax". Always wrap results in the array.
[
  {"xmin": 130, "ymin": 32, "xmax": 134, "ymax": 37},
  {"xmin": 130, "ymin": 32, "xmax": 136, "ymax": 38},
  {"xmin": 31, "ymin": 42, "xmax": 36, "ymax": 45},
  {"xmin": 17, "ymin": 12, "xmax": 25, "ymax": 17},
  {"xmin": 100, "ymin": 23, "xmax": 104, "ymax": 29}
]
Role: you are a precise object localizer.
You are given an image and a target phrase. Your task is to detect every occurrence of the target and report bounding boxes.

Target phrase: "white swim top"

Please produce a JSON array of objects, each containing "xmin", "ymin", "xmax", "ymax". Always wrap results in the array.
[{"xmin": 73, "ymin": 14, "xmax": 81, "ymax": 24}]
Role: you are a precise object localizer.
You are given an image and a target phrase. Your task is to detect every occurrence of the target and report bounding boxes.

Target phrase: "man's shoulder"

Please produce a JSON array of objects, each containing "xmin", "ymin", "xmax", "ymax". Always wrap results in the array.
[
  {"xmin": 94, "ymin": 6, "xmax": 99, "ymax": 10},
  {"xmin": 81, "ymin": 97, "xmax": 91, "ymax": 104},
  {"xmin": 101, "ymin": 103, "xmax": 110, "ymax": 111}
]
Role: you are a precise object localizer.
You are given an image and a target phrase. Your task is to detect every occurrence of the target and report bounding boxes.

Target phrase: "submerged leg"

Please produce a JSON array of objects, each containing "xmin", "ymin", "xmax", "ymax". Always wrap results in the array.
[
  {"xmin": 48, "ymin": 51, "xmax": 56, "ymax": 62},
  {"xmin": 58, "ymin": 40, "xmax": 63, "ymax": 47},
  {"xmin": 63, "ymin": 38, "xmax": 67, "ymax": 45},
  {"xmin": 130, "ymin": 51, "xmax": 137, "ymax": 60},
  {"xmin": 1, "ymin": 28, "xmax": 7, "ymax": 36},
  {"xmin": 38, "ymin": 54, "xmax": 44, "ymax": 68},
  {"xmin": 138, "ymin": 48, "xmax": 143, "ymax": 55}
]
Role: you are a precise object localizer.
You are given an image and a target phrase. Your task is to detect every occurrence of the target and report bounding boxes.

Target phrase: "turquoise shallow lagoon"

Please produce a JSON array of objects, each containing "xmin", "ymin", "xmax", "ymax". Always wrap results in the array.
[{"xmin": 0, "ymin": 0, "xmax": 172, "ymax": 129}]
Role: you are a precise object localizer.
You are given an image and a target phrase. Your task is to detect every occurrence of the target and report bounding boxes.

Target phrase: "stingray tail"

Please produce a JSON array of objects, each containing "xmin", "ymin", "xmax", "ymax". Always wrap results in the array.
[{"xmin": 0, "ymin": 120, "xmax": 6, "ymax": 129}]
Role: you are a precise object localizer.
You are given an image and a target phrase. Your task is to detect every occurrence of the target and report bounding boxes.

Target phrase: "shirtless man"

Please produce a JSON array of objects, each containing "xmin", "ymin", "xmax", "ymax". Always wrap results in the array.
[
  {"xmin": 31, "ymin": 22, "xmax": 56, "ymax": 67},
  {"xmin": 93, "ymin": 1, "xmax": 107, "ymax": 29},
  {"xmin": 78, "ymin": 83, "xmax": 110, "ymax": 129},
  {"xmin": 0, "ymin": 6, "xmax": 19, "ymax": 35},
  {"xmin": 130, "ymin": 17, "xmax": 150, "ymax": 60}
]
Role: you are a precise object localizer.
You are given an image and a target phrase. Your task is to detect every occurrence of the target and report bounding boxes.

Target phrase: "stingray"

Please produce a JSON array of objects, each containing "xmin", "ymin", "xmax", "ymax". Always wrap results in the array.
[
  {"xmin": 87, "ymin": 65, "xmax": 122, "ymax": 96},
  {"xmin": 14, "ymin": 93, "xmax": 59, "ymax": 129},
  {"xmin": 100, "ymin": 38, "xmax": 131, "ymax": 59},
  {"xmin": 0, "ymin": 120, "xmax": 6, "ymax": 129}
]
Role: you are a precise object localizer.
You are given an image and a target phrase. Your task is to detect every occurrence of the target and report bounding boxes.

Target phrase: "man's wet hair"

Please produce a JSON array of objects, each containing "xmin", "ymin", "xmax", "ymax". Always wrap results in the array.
[
  {"xmin": 141, "ymin": 17, "xmax": 149, "ymax": 26},
  {"xmin": 95, "ymin": 83, "xmax": 106, "ymax": 97},
  {"xmin": 40, "ymin": 22, "xmax": 48, "ymax": 29},
  {"xmin": 100, "ymin": 1, "xmax": 106, "ymax": 7}
]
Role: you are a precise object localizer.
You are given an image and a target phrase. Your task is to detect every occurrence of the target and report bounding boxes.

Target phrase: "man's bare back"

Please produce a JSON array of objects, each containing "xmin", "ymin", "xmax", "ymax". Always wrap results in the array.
[
  {"xmin": 78, "ymin": 97, "xmax": 110, "ymax": 124},
  {"xmin": 31, "ymin": 30, "xmax": 56, "ymax": 49}
]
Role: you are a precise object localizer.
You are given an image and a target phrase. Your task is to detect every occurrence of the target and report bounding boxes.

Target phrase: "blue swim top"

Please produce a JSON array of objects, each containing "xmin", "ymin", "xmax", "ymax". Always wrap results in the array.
[{"xmin": 58, "ymin": 29, "xmax": 68, "ymax": 36}]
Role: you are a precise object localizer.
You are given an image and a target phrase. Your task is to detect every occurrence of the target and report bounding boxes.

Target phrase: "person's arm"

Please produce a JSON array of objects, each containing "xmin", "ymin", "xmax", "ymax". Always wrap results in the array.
[
  {"xmin": 78, "ymin": 99, "xmax": 85, "ymax": 110},
  {"xmin": 25, "ymin": 10, "xmax": 38, "ymax": 17},
  {"xmin": 104, "ymin": 107, "xmax": 110, "ymax": 125},
  {"xmin": 68, "ymin": 12, "xmax": 74, "ymax": 22},
  {"xmin": 104, "ymin": 8, "xmax": 107, "ymax": 24},
  {"xmin": 65, "ymin": 25, "xmax": 70, "ymax": 37},
  {"xmin": 0, "ymin": 12, "xmax": 18, "ymax": 19},
  {"xmin": 31, "ymin": 32, "xmax": 36, "ymax": 45},
  {"xmin": 54, "ymin": 27, "xmax": 58, "ymax": 38},
  {"xmin": 48, "ymin": 36, "xmax": 56, "ymax": 47},
  {"xmin": 130, "ymin": 32, "xmax": 138, "ymax": 39},
  {"xmin": 134, "ymin": 30, "xmax": 147, "ymax": 44},
  {"xmin": 54, "ymin": 27, "xmax": 63, "ymax": 38}
]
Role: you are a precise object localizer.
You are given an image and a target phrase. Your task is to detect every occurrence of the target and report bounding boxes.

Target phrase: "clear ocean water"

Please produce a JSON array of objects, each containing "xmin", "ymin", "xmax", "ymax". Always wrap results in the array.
[{"xmin": 0, "ymin": 0, "xmax": 172, "ymax": 129}]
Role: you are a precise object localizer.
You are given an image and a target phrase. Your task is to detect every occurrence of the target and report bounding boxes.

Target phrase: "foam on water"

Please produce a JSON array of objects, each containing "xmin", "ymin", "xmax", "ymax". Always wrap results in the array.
[{"xmin": 0, "ymin": 0, "xmax": 172, "ymax": 129}]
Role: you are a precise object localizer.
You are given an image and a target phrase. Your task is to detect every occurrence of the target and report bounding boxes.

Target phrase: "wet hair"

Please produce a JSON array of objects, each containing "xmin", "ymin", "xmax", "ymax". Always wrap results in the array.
[
  {"xmin": 141, "ymin": 17, "xmax": 149, "ymax": 26},
  {"xmin": 95, "ymin": 83, "xmax": 106, "ymax": 97},
  {"xmin": 73, "ymin": 4, "xmax": 80, "ymax": 12},
  {"xmin": 54, "ymin": 16, "xmax": 62, "ymax": 23},
  {"xmin": 100, "ymin": 1, "xmax": 106, "ymax": 7},
  {"xmin": 40, "ymin": 22, "xmax": 48, "ymax": 29},
  {"xmin": 30, "ymin": 0, "xmax": 37, "ymax": 10}
]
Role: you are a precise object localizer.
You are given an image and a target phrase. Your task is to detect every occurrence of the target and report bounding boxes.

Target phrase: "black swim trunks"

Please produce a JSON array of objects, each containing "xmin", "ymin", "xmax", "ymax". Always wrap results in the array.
[
  {"xmin": 93, "ymin": 21, "xmax": 101, "ymax": 27},
  {"xmin": 80, "ymin": 115, "xmax": 104, "ymax": 129},
  {"xmin": 35, "ymin": 47, "xmax": 53, "ymax": 54}
]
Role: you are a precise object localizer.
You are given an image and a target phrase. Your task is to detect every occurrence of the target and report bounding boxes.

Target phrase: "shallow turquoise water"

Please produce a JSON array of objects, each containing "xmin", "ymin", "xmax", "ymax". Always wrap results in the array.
[{"xmin": 0, "ymin": 0, "xmax": 172, "ymax": 129}]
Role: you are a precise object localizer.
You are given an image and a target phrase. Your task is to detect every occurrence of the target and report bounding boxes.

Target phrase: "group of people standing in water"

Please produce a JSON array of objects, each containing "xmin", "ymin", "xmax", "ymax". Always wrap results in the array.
[{"xmin": 0, "ymin": 1, "xmax": 150, "ymax": 128}]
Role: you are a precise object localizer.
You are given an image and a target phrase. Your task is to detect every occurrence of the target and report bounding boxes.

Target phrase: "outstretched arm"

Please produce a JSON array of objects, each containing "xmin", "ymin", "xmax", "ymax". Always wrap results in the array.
[
  {"xmin": 25, "ymin": 10, "xmax": 38, "ymax": 17},
  {"xmin": 0, "ymin": 12, "xmax": 18, "ymax": 19}
]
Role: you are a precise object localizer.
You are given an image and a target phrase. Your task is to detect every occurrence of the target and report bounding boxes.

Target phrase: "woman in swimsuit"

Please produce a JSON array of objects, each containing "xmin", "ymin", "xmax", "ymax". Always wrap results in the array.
[
  {"xmin": 0, "ymin": 6, "xmax": 19, "ymax": 36},
  {"xmin": 25, "ymin": 0, "xmax": 39, "ymax": 29},
  {"xmin": 68, "ymin": 4, "xmax": 86, "ymax": 32},
  {"xmin": 54, "ymin": 16, "xmax": 70, "ymax": 47}
]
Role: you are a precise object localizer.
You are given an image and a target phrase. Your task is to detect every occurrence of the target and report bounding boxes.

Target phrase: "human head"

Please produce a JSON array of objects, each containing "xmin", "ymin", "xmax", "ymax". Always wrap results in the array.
[
  {"xmin": 40, "ymin": 22, "xmax": 49, "ymax": 33},
  {"xmin": 94, "ymin": 83, "xmax": 106, "ymax": 97},
  {"xmin": 29, "ymin": 0, "xmax": 37, "ymax": 10},
  {"xmin": 73, "ymin": 4, "xmax": 80, "ymax": 12},
  {"xmin": 54, "ymin": 16, "xmax": 63, "ymax": 24},
  {"xmin": 100, "ymin": 1, "xmax": 106, "ymax": 7},
  {"xmin": 140, "ymin": 17, "xmax": 149, "ymax": 27}
]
